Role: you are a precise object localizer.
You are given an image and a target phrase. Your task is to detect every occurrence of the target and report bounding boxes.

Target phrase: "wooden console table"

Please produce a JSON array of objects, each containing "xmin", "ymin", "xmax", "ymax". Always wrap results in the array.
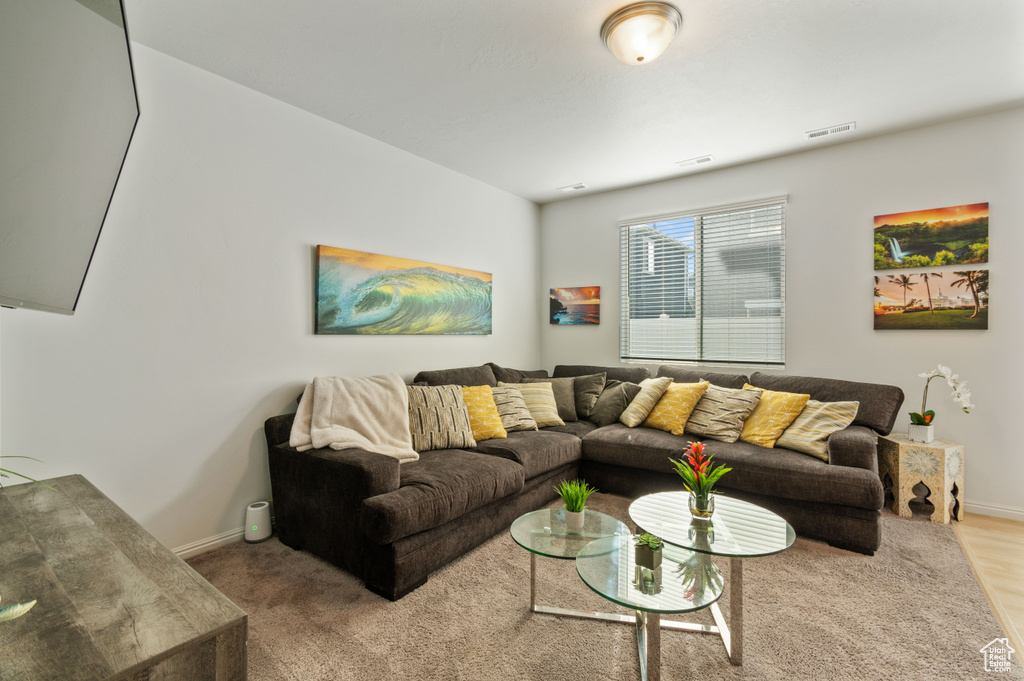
[
  {"xmin": 877, "ymin": 433, "xmax": 965, "ymax": 524},
  {"xmin": 0, "ymin": 475, "xmax": 246, "ymax": 680}
]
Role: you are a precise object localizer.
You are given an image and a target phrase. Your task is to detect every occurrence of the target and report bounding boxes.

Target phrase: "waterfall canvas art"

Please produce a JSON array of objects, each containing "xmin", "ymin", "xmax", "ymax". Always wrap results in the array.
[
  {"xmin": 550, "ymin": 287, "xmax": 600, "ymax": 325},
  {"xmin": 315, "ymin": 245, "xmax": 492, "ymax": 335},
  {"xmin": 874, "ymin": 203, "xmax": 988, "ymax": 270},
  {"xmin": 874, "ymin": 270, "xmax": 988, "ymax": 330}
]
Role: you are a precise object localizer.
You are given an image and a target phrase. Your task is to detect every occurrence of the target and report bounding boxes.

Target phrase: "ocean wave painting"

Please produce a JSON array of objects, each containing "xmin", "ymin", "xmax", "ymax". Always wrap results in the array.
[
  {"xmin": 550, "ymin": 287, "xmax": 600, "ymax": 325},
  {"xmin": 316, "ymin": 245, "xmax": 492, "ymax": 335}
]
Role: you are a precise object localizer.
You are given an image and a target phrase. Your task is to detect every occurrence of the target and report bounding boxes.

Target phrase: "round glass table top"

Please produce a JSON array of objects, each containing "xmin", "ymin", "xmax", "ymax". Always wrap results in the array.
[
  {"xmin": 510, "ymin": 508, "xmax": 629, "ymax": 560},
  {"xmin": 576, "ymin": 535, "xmax": 724, "ymax": 614},
  {"xmin": 629, "ymin": 492, "xmax": 796, "ymax": 558}
]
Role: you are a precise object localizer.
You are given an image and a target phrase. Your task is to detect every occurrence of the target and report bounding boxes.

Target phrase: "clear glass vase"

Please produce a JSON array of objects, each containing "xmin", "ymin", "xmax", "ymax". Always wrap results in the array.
[{"xmin": 689, "ymin": 492, "xmax": 715, "ymax": 520}]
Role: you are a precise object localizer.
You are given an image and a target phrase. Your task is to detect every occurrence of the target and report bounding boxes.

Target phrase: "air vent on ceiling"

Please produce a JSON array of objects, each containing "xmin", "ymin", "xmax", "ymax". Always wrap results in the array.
[
  {"xmin": 805, "ymin": 121, "xmax": 856, "ymax": 140},
  {"xmin": 557, "ymin": 183, "xmax": 589, "ymax": 193},
  {"xmin": 676, "ymin": 155, "xmax": 714, "ymax": 168}
]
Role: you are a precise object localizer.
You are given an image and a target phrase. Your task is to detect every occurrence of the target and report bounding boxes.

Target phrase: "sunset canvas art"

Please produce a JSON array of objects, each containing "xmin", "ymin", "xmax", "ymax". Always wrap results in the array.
[
  {"xmin": 874, "ymin": 203, "xmax": 988, "ymax": 270},
  {"xmin": 315, "ymin": 245, "xmax": 492, "ymax": 335},
  {"xmin": 550, "ymin": 287, "xmax": 600, "ymax": 325}
]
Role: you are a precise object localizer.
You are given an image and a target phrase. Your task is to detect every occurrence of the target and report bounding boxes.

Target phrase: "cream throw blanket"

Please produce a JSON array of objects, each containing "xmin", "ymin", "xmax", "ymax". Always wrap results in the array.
[{"xmin": 289, "ymin": 374, "xmax": 418, "ymax": 462}]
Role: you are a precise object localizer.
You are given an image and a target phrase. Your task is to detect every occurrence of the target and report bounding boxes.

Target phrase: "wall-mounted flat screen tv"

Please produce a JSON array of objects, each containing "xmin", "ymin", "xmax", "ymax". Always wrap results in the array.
[{"xmin": 0, "ymin": 0, "xmax": 139, "ymax": 315}]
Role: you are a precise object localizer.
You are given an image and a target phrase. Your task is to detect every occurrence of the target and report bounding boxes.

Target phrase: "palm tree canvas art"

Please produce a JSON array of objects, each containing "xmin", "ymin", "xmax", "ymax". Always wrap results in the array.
[{"xmin": 874, "ymin": 270, "xmax": 988, "ymax": 329}]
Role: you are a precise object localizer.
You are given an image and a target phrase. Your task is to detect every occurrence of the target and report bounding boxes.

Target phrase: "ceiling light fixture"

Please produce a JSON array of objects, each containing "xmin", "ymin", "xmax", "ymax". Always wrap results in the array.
[{"xmin": 601, "ymin": 2, "xmax": 682, "ymax": 65}]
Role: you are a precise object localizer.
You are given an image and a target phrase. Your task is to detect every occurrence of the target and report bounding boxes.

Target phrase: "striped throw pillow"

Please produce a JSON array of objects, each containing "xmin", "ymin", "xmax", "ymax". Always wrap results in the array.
[
  {"xmin": 461, "ymin": 385, "xmax": 507, "ymax": 442},
  {"xmin": 407, "ymin": 385, "xmax": 476, "ymax": 452},
  {"xmin": 776, "ymin": 400, "xmax": 860, "ymax": 461},
  {"xmin": 643, "ymin": 381, "xmax": 709, "ymax": 436},
  {"xmin": 684, "ymin": 384, "xmax": 763, "ymax": 443},
  {"xmin": 498, "ymin": 382, "xmax": 564, "ymax": 428},
  {"xmin": 619, "ymin": 377, "xmax": 673, "ymax": 428},
  {"xmin": 739, "ymin": 384, "xmax": 810, "ymax": 448},
  {"xmin": 490, "ymin": 386, "xmax": 538, "ymax": 432}
]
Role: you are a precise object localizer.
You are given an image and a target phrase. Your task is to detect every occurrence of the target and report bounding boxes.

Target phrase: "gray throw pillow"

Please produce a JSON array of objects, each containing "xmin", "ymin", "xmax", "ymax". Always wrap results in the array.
[
  {"xmin": 522, "ymin": 376, "xmax": 578, "ymax": 422},
  {"xmin": 589, "ymin": 380, "xmax": 642, "ymax": 428},
  {"xmin": 485, "ymin": 362, "xmax": 549, "ymax": 384},
  {"xmin": 573, "ymin": 373, "xmax": 607, "ymax": 419},
  {"xmin": 683, "ymin": 384, "xmax": 762, "ymax": 443}
]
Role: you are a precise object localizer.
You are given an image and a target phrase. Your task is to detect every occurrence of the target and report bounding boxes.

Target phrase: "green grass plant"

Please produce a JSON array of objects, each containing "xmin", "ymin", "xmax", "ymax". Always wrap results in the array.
[{"xmin": 554, "ymin": 479, "xmax": 597, "ymax": 512}]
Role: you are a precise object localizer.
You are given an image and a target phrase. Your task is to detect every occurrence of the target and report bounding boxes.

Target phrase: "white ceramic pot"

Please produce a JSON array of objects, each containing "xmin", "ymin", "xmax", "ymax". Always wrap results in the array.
[
  {"xmin": 565, "ymin": 509, "xmax": 585, "ymax": 531},
  {"xmin": 908, "ymin": 424, "xmax": 935, "ymax": 443}
]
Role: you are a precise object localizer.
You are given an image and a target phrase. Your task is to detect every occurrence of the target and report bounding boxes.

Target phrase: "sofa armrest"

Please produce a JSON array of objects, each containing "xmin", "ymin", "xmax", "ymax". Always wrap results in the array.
[
  {"xmin": 827, "ymin": 426, "xmax": 879, "ymax": 473},
  {"xmin": 265, "ymin": 413, "xmax": 295, "ymax": 449}
]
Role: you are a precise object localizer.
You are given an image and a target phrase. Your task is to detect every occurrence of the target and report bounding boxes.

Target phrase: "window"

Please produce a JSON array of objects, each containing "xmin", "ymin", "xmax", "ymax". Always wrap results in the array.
[{"xmin": 619, "ymin": 196, "xmax": 787, "ymax": 367}]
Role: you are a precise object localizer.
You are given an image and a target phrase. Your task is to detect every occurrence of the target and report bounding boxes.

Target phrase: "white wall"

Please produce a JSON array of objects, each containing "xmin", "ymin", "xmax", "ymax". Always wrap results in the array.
[
  {"xmin": 0, "ymin": 44, "xmax": 541, "ymax": 551},
  {"xmin": 540, "ymin": 106, "xmax": 1024, "ymax": 519}
]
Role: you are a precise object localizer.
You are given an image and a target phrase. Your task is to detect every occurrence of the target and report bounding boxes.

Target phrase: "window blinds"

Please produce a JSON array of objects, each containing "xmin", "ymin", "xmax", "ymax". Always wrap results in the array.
[{"xmin": 619, "ymin": 196, "xmax": 787, "ymax": 366}]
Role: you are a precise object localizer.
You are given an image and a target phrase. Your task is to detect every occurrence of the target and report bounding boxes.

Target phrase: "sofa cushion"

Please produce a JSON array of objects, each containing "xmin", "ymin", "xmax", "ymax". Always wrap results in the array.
[
  {"xmin": 485, "ymin": 362, "xmax": 549, "ymax": 383},
  {"xmin": 413, "ymin": 365, "xmax": 497, "ymax": 387},
  {"xmin": 642, "ymin": 381, "xmax": 709, "ymax": 436},
  {"xmin": 776, "ymin": 400, "xmax": 859, "ymax": 461},
  {"xmin": 554, "ymin": 364, "xmax": 651, "ymax": 384},
  {"xmin": 620, "ymin": 377, "xmax": 673, "ymax": 427},
  {"xmin": 490, "ymin": 386, "xmax": 538, "ymax": 432},
  {"xmin": 739, "ymin": 384, "xmax": 810, "ymax": 448},
  {"xmin": 407, "ymin": 385, "xmax": 476, "ymax": 452},
  {"xmin": 499, "ymin": 382, "xmax": 564, "ymax": 427},
  {"xmin": 461, "ymin": 385, "xmax": 507, "ymax": 442},
  {"xmin": 656, "ymin": 366, "xmax": 749, "ymax": 390},
  {"xmin": 581, "ymin": 424, "xmax": 882, "ymax": 510},
  {"xmin": 522, "ymin": 376, "xmax": 578, "ymax": 422},
  {"xmin": 573, "ymin": 373, "xmax": 607, "ymax": 419},
  {"xmin": 473, "ymin": 430, "xmax": 582, "ymax": 479},
  {"xmin": 361, "ymin": 449, "xmax": 524, "ymax": 544},
  {"xmin": 589, "ymin": 380, "xmax": 642, "ymax": 427},
  {"xmin": 684, "ymin": 384, "xmax": 762, "ymax": 443},
  {"xmin": 542, "ymin": 420, "xmax": 599, "ymax": 438},
  {"xmin": 748, "ymin": 372, "xmax": 904, "ymax": 435}
]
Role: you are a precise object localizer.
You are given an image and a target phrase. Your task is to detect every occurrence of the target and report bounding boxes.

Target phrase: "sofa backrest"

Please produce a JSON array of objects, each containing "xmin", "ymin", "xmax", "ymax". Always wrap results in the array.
[
  {"xmin": 485, "ymin": 362, "xmax": 549, "ymax": 383},
  {"xmin": 748, "ymin": 371, "xmax": 904, "ymax": 435},
  {"xmin": 655, "ymin": 365, "xmax": 749, "ymax": 389},
  {"xmin": 413, "ymin": 365, "xmax": 497, "ymax": 387},
  {"xmin": 553, "ymin": 364, "xmax": 650, "ymax": 383}
]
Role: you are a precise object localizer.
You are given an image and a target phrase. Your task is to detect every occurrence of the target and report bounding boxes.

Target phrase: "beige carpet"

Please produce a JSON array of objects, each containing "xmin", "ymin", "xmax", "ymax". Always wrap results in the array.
[{"xmin": 187, "ymin": 494, "xmax": 1022, "ymax": 680}]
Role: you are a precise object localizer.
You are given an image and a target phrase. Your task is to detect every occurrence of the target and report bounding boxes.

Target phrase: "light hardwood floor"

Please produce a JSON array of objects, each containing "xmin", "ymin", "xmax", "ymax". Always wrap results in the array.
[{"xmin": 954, "ymin": 513, "xmax": 1024, "ymax": 654}]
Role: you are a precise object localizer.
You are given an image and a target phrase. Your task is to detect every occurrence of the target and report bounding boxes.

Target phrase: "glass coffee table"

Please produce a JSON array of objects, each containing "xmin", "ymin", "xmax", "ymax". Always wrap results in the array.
[
  {"xmin": 629, "ymin": 492, "xmax": 796, "ymax": 665},
  {"xmin": 510, "ymin": 507, "xmax": 630, "ymax": 618},
  {"xmin": 576, "ymin": 535, "xmax": 723, "ymax": 681}
]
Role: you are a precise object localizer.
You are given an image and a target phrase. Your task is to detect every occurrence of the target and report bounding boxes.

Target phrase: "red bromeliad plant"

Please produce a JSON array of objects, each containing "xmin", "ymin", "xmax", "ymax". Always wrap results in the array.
[{"xmin": 669, "ymin": 441, "xmax": 731, "ymax": 503}]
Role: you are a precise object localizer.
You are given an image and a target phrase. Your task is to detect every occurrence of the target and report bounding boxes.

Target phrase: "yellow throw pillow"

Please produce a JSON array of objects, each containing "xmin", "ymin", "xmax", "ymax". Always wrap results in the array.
[
  {"xmin": 739, "ymin": 384, "xmax": 810, "ymax": 448},
  {"xmin": 643, "ymin": 381, "xmax": 710, "ymax": 436},
  {"xmin": 619, "ymin": 377, "xmax": 673, "ymax": 428},
  {"xmin": 461, "ymin": 385, "xmax": 508, "ymax": 441}
]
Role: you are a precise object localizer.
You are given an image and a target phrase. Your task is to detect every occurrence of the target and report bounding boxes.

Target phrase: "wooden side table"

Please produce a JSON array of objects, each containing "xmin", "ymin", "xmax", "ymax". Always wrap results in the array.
[{"xmin": 878, "ymin": 433, "xmax": 964, "ymax": 524}]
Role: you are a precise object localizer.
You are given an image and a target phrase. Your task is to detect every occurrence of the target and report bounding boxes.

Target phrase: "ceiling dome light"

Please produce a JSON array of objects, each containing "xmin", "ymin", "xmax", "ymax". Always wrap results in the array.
[{"xmin": 601, "ymin": 2, "xmax": 682, "ymax": 65}]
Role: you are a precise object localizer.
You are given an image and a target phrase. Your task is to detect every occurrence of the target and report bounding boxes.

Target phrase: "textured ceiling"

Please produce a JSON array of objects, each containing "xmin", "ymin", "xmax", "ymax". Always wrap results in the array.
[{"xmin": 124, "ymin": 0, "xmax": 1024, "ymax": 204}]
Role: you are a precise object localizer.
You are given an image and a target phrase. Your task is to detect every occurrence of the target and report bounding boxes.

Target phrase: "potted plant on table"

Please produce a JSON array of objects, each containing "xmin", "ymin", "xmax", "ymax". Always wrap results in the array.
[
  {"xmin": 909, "ymin": 365, "xmax": 974, "ymax": 443},
  {"xmin": 554, "ymin": 479, "xmax": 597, "ymax": 531},
  {"xmin": 669, "ymin": 441, "xmax": 731, "ymax": 521},
  {"xmin": 634, "ymin": 532, "xmax": 664, "ymax": 570}
]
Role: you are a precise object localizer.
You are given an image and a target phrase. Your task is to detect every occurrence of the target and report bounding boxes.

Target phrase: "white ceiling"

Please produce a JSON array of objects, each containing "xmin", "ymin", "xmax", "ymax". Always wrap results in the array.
[{"xmin": 124, "ymin": 0, "xmax": 1024, "ymax": 204}]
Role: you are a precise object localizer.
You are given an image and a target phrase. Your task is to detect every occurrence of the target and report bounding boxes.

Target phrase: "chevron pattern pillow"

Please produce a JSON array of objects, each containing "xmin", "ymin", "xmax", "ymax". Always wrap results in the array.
[
  {"xmin": 461, "ymin": 385, "xmax": 507, "ymax": 442},
  {"xmin": 739, "ymin": 384, "xmax": 810, "ymax": 448}
]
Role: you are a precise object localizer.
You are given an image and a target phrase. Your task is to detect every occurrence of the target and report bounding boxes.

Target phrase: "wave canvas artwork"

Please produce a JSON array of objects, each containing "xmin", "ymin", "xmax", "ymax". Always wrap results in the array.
[
  {"xmin": 550, "ymin": 287, "xmax": 600, "ymax": 325},
  {"xmin": 316, "ymin": 246, "xmax": 492, "ymax": 335}
]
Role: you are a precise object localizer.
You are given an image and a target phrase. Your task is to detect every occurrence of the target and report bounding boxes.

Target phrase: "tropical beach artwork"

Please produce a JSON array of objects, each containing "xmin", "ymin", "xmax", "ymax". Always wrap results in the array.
[
  {"xmin": 874, "ymin": 203, "xmax": 988, "ymax": 270},
  {"xmin": 550, "ymin": 287, "xmax": 600, "ymax": 325},
  {"xmin": 315, "ymin": 245, "xmax": 492, "ymax": 335},
  {"xmin": 874, "ymin": 270, "xmax": 988, "ymax": 330}
]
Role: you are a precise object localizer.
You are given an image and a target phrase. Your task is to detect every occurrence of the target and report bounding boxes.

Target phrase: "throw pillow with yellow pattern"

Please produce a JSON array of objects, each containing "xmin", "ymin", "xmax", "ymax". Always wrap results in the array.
[
  {"xmin": 643, "ymin": 381, "xmax": 710, "ymax": 436},
  {"xmin": 739, "ymin": 384, "xmax": 810, "ymax": 448},
  {"xmin": 461, "ymin": 385, "xmax": 508, "ymax": 441}
]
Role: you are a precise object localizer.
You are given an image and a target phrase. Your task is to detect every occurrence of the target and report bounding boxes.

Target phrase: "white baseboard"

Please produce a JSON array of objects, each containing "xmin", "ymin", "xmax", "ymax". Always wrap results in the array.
[
  {"xmin": 173, "ymin": 527, "xmax": 245, "ymax": 559},
  {"xmin": 964, "ymin": 500, "xmax": 1024, "ymax": 522}
]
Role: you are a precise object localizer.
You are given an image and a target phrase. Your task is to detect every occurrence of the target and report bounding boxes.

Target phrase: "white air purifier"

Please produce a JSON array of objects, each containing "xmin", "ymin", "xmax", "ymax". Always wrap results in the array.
[{"xmin": 245, "ymin": 501, "xmax": 272, "ymax": 543}]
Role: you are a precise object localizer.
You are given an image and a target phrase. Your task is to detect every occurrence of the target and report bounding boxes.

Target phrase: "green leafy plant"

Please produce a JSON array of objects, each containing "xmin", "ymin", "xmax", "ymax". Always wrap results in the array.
[
  {"xmin": 0, "ymin": 595, "xmax": 36, "ymax": 623},
  {"xmin": 553, "ymin": 479, "xmax": 597, "ymax": 512},
  {"xmin": 669, "ymin": 441, "xmax": 731, "ymax": 502},
  {"xmin": 634, "ymin": 533, "xmax": 663, "ymax": 551},
  {"xmin": 0, "ymin": 456, "xmax": 52, "ymax": 489}
]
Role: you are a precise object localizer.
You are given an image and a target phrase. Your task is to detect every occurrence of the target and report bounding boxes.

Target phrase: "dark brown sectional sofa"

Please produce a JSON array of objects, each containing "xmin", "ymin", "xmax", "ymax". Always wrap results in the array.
[{"xmin": 265, "ymin": 363, "xmax": 904, "ymax": 600}]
